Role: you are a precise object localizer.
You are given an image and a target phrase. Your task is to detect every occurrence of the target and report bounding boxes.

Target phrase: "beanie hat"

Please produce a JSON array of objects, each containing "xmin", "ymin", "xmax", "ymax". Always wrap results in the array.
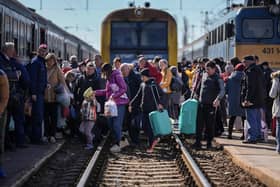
[
  {"xmin": 243, "ymin": 55, "xmax": 255, "ymax": 62},
  {"xmin": 83, "ymin": 87, "xmax": 94, "ymax": 99},
  {"xmin": 140, "ymin": 68, "xmax": 150, "ymax": 77}
]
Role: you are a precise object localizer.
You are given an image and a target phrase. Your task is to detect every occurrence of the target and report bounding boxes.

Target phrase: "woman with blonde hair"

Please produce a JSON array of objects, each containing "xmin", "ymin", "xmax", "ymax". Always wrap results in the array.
[
  {"xmin": 159, "ymin": 59, "xmax": 172, "ymax": 112},
  {"xmin": 44, "ymin": 53, "xmax": 66, "ymax": 143}
]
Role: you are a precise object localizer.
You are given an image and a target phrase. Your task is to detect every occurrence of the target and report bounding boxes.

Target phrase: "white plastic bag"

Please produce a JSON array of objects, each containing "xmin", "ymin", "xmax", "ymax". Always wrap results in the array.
[
  {"xmin": 261, "ymin": 120, "xmax": 268, "ymax": 142},
  {"xmin": 244, "ymin": 120, "xmax": 250, "ymax": 140},
  {"xmin": 104, "ymin": 99, "xmax": 118, "ymax": 117},
  {"xmin": 234, "ymin": 116, "xmax": 243, "ymax": 131}
]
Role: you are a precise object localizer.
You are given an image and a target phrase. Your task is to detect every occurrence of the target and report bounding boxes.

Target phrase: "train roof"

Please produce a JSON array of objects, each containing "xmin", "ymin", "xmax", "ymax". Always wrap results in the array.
[
  {"xmin": 0, "ymin": 0, "xmax": 35, "ymax": 20},
  {"xmin": 102, "ymin": 7, "xmax": 176, "ymax": 23}
]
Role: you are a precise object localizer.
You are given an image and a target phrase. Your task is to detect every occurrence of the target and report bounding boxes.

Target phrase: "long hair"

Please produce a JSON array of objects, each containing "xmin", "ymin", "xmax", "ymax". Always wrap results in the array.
[{"xmin": 101, "ymin": 63, "xmax": 113, "ymax": 80}]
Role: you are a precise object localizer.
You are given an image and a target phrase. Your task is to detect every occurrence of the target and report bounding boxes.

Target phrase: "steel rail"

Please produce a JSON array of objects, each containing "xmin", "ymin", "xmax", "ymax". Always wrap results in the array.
[
  {"xmin": 76, "ymin": 135, "xmax": 108, "ymax": 187},
  {"xmin": 173, "ymin": 134, "xmax": 212, "ymax": 187}
]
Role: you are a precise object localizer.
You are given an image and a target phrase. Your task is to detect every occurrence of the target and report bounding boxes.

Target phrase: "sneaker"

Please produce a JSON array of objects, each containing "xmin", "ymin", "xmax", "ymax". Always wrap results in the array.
[
  {"xmin": 85, "ymin": 144, "xmax": 94, "ymax": 150},
  {"xmin": 55, "ymin": 132, "xmax": 63, "ymax": 139},
  {"xmin": 42, "ymin": 136, "xmax": 48, "ymax": 143},
  {"xmin": 110, "ymin": 144, "xmax": 121, "ymax": 153},
  {"xmin": 49, "ymin": 137, "xmax": 56, "ymax": 143}
]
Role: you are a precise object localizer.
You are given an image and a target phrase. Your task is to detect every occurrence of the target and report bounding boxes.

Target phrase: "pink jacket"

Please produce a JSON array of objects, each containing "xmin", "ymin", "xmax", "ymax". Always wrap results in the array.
[{"xmin": 95, "ymin": 70, "xmax": 129, "ymax": 105}]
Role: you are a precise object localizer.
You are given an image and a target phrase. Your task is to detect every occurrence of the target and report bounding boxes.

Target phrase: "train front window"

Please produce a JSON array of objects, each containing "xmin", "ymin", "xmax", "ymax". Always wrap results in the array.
[
  {"xmin": 242, "ymin": 19, "xmax": 273, "ymax": 39},
  {"xmin": 111, "ymin": 22, "xmax": 138, "ymax": 48},
  {"xmin": 140, "ymin": 22, "xmax": 167, "ymax": 48}
]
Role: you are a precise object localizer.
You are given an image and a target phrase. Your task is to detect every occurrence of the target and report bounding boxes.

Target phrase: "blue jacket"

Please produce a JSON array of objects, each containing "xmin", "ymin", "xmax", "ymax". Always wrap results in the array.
[
  {"xmin": 226, "ymin": 71, "xmax": 245, "ymax": 117},
  {"xmin": 0, "ymin": 53, "xmax": 30, "ymax": 95},
  {"xmin": 11, "ymin": 58, "xmax": 30, "ymax": 91},
  {"xmin": 27, "ymin": 56, "xmax": 47, "ymax": 95}
]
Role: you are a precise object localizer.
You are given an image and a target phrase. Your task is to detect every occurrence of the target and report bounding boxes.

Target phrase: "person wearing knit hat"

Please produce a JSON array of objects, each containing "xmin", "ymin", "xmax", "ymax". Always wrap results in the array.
[
  {"xmin": 80, "ymin": 87, "xmax": 97, "ymax": 150},
  {"xmin": 241, "ymin": 54, "xmax": 266, "ymax": 144},
  {"xmin": 129, "ymin": 67, "xmax": 164, "ymax": 153}
]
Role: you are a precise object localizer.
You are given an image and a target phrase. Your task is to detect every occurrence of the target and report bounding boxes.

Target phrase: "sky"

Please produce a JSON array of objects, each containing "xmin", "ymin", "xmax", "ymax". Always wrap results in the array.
[{"xmin": 18, "ymin": 0, "xmax": 244, "ymax": 51}]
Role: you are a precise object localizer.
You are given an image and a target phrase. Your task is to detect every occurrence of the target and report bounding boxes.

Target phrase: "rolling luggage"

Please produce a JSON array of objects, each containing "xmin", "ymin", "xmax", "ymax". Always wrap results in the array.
[
  {"xmin": 179, "ymin": 98, "xmax": 198, "ymax": 134},
  {"xmin": 149, "ymin": 109, "xmax": 172, "ymax": 136}
]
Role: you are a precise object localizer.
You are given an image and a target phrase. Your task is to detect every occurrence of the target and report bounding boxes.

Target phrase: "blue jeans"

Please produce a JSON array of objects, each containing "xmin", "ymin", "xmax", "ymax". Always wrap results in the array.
[
  {"xmin": 31, "ymin": 94, "xmax": 44, "ymax": 142},
  {"xmin": 108, "ymin": 105, "xmax": 126, "ymax": 144},
  {"xmin": 245, "ymin": 108, "xmax": 261, "ymax": 141},
  {"xmin": 276, "ymin": 118, "xmax": 280, "ymax": 153}
]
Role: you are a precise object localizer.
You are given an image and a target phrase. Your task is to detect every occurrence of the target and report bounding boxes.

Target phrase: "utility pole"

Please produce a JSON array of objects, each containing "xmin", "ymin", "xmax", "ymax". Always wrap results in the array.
[
  {"xmin": 40, "ymin": 0, "xmax": 42, "ymax": 10},
  {"xmin": 180, "ymin": 0, "xmax": 183, "ymax": 10},
  {"xmin": 86, "ymin": 0, "xmax": 89, "ymax": 11}
]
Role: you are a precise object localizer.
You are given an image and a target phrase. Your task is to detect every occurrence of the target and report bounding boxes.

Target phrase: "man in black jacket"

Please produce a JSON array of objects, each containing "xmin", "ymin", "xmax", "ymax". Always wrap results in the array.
[
  {"xmin": 241, "ymin": 55, "xmax": 266, "ymax": 144},
  {"xmin": 193, "ymin": 61, "xmax": 225, "ymax": 149},
  {"xmin": 129, "ymin": 68, "xmax": 164, "ymax": 152}
]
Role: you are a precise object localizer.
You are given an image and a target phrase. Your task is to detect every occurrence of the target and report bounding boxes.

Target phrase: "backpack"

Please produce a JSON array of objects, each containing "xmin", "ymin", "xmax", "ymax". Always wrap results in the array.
[{"xmin": 170, "ymin": 76, "xmax": 183, "ymax": 92}]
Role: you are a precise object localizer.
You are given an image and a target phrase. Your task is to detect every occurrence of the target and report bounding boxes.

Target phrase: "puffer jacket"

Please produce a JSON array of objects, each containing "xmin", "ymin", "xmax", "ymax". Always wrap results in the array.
[
  {"xmin": 0, "ymin": 69, "xmax": 9, "ymax": 114},
  {"xmin": 95, "ymin": 70, "xmax": 129, "ymax": 105},
  {"xmin": 269, "ymin": 71, "xmax": 280, "ymax": 117},
  {"xmin": 44, "ymin": 64, "xmax": 66, "ymax": 103}
]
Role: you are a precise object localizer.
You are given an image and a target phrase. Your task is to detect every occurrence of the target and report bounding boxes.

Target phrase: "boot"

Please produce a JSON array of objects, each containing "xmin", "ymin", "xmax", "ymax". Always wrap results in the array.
[{"xmin": 228, "ymin": 122, "xmax": 233, "ymax": 139}]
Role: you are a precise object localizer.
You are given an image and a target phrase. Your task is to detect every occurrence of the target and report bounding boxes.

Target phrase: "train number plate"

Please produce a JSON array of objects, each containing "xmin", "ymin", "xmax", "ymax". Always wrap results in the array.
[{"xmin": 262, "ymin": 47, "xmax": 280, "ymax": 54}]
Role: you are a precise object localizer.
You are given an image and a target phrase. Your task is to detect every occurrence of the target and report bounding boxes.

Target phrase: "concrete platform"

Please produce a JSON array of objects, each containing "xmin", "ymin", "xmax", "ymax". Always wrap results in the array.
[
  {"xmin": 0, "ymin": 141, "xmax": 64, "ymax": 187},
  {"xmin": 215, "ymin": 133, "xmax": 280, "ymax": 187}
]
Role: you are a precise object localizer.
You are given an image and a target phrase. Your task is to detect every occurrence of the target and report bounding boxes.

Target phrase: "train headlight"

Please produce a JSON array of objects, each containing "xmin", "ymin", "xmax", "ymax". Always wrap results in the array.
[
  {"xmin": 135, "ymin": 8, "xmax": 143, "ymax": 17},
  {"xmin": 269, "ymin": 5, "xmax": 280, "ymax": 16}
]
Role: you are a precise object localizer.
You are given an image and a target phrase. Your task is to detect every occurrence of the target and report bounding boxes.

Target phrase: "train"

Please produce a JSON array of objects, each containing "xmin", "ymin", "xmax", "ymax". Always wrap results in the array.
[
  {"xmin": 181, "ymin": 2, "xmax": 280, "ymax": 69},
  {"xmin": 101, "ymin": 7, "xmax": 177, "ymax": 66},
  {"xmin": 0, "ymin": 0, "xmax": 98, "ymax": 64}
]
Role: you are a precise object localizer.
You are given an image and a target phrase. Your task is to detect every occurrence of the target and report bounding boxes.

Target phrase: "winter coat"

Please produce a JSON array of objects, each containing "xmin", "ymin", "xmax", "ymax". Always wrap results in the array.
[
  {"xmin": 130, "ymin": 78, "xmax": 164, "ymax": 114},
  {"xmin": 225, "ymin": 71, "xmax": 245, "ymax": 117},
  {"xmin": 199, "ymin": 72, "xmax": 225, "ymax": 105},
  {"xmin": 241, "ymin": 63, "xmax": 266, "ymax": 108},
  {"xmin": 74, "ymin": 72, "xmax": 101, "ymax": 105},
  {"xmin": 160, "ymin": 68, "xmax": 172, "ymax": 94},
  {"xmin": 0, "ymin": 54, "xmax": 30, "ymax": 107},
  {"xmin": 125, "ymin": 70, "xmax": 142, "ymax": 100},
  {"xmin": 269, "ymin": 73, "xmax": 280, "ymax": 117},
  {"xmin": 44, "ymin": 64, "xmax": 66, "ymax": 103},
  {"xmin": 144, "ymin": 62, "xmax": 162, "ymax": 84},
  {"xmin": 0, "ymin": 69, "xmax": 9, "ymax": 114},
  {"xmin": 28, "ymin": 55, "xmax": 47, "ymax": 95},
  {"xmin": 95, "ymin": 70, "xmax": 129, "ymax": 105}
]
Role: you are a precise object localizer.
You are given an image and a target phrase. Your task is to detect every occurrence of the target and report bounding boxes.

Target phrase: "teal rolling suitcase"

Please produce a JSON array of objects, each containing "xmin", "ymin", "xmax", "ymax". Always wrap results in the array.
[
  {"xmin": 149, "ymin": 110, "xmax": 172, "ymax": 136},
  {"xmin": 179, "ymin": 99, "xmax": 198, "ymax": 134}
]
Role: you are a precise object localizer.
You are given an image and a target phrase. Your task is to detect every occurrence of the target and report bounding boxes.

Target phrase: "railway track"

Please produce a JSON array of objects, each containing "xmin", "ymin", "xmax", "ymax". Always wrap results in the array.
[{"xmin": 78, "ymin": 134, "xmax": 211, "ymax": 187}]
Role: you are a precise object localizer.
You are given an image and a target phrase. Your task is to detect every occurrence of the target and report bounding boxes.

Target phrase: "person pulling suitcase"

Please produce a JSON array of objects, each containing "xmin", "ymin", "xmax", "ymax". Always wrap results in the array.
[{"xmin": 129, "ymin": 68, "xmax": 164, "ymax": 153}]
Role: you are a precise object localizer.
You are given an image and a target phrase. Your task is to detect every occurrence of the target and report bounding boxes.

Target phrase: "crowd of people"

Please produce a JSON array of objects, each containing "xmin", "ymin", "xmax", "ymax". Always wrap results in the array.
[{"xmin": 0, "ymin": 41, "xmax": 279, "ymax": 178}]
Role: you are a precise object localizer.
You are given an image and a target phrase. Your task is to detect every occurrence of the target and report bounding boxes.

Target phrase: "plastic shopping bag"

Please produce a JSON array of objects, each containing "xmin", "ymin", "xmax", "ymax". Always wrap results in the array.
[
  {"xmin": 104, "ymin": 99, "xmax": 118, "ymax": 117},
  {"xmin": 261, "ymin": 120, "xmax": 268, "ymax": 142},
  {"xmin": 244, "ymin": 120, "xmax": 250, "ymax": 140}
]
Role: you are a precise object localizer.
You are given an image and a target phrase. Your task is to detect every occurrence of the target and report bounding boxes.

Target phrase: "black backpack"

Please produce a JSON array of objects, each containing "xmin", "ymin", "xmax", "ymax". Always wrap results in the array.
[{"xmin": 170, "ymin": 76, "xmax": 183, "ymax": 92}]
